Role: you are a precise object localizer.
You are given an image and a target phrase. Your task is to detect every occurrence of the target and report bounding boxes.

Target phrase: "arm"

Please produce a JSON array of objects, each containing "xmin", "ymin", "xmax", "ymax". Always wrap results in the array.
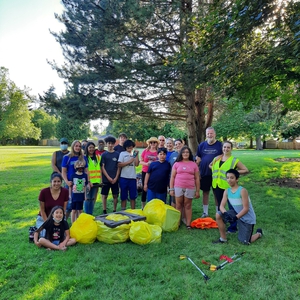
[
  {"xmin": 118, "ymin": 158, "xmax": 135, "ymax": 168},
  {"xmin": 139, "ymin": 150, "xmax": 148, "ymax": 167},
  {"xmin": 236, "ymin": 161, "xmax": 249, "ymax": 174},
  {"xmin": 194, "ymin": 170, "xmax": 200, "ymax": 199},
  {"xmin": 236, "ymin": 188, "xmax": 250, "ymax": 219},
  {"xmin": 114, "ymin": 165, "xmax": 121, "ymax": 182},
  {"xmin": 62, "ymin": 166, "xmax": 72, "ymax": 187},
  {"xmin": 101, "ymin": 163, "xmax": 112, "ymax": 183},
  {"xmin": 219, "ymin": 189, "xmax": 228, "ymax": 213},
  {"xmin": 144, "ymin": 173, "xmax": 150, "ymax": 192},
  {"xmin": 39, "ymin": 201, "xmax": 47, "ymax": 222},
  {"xmin": 169, "ymin": 167, "xmax": 177, "ymax": 197},
  {"xmin": 59, "ymin": 229, "xmax": 70, "ymax": 248},
  {"xmin": 196, "ymin": 156, "xmax": 201, "ymax": 166},
  {"xmin": 134, "ymin": 150, "xmax": 139, "ymax": 166},
  {"xmin": 51, "ymin": 152, "xmax": 60, "ymax": 174}
]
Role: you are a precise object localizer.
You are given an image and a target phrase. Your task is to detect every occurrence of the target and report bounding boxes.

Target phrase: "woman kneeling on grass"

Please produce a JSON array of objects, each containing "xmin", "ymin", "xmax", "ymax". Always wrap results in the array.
[
  {"xmin": 34, "ymin": 206, "xmax": 76, "ymax": 251},
  {"xmin": 169, "ymin": 146, "xmax": 200, "ymax": 229}
]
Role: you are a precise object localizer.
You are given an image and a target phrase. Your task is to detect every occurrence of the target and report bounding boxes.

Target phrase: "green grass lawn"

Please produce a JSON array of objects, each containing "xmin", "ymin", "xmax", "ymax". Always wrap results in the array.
[{"xmin": 0, "ymin": 147, "xmax": 299, "ymax": 300}]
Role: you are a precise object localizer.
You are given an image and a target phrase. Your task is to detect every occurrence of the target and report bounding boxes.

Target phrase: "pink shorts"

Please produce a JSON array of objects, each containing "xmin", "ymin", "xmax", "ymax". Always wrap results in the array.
[{"xmin": 174, "ymin": 187, "xmax": 195, "ymax": 199}]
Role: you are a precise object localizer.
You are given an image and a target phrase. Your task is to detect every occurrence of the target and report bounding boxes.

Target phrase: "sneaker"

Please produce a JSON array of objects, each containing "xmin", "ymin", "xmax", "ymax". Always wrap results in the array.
[
  {"xmin": 201, "ymin": 213, "xmax": 208, "ymax": 218},
  {"xmin": 212, "ymin": 238, "xmax": 227, "ymax": 244},
  {"xmin": 256, "ymin": 228, "xmax": 263, "ymax": 236},
  {"xmin": 226, "ymin": 230, "xmax": 237, "ymax": 234}
]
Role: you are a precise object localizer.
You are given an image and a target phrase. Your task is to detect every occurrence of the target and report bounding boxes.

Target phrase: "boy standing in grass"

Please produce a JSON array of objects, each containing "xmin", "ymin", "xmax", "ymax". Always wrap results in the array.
[
  {"xmin": 101, "ymin": 136, "xmax": 120, "ymax": 214},
  {"xmin": 70, "ymin": 160, "xmax": 88, "ymax": 223},
  {"xmin": 144, "ymin": 148, "xmax": 171, "ymax": 203},
  {"xmin": 213, "ymin": 169, "xmax": 262, "ymax": 245}
]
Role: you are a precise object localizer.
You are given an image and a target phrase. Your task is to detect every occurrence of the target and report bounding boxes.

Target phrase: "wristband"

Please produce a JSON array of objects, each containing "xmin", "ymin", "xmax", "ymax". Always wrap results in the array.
[{"xmin": 169, "ymin": 188, "xmax": 175, "ymax": 191}]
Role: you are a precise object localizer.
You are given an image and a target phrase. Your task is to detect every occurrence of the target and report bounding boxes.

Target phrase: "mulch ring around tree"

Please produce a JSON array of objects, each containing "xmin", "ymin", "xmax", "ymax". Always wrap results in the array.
[{"xmin": 269, "ymin": 158, "xmax": 300, "ymax": 188}]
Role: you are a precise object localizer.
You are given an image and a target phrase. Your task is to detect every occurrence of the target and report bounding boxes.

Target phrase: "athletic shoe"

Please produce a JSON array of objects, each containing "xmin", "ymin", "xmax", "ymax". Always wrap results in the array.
[
  {"xmin": 212, "ymin": 238, "xmax": 227, "ymax": 244},
  {"xmin": 226, "ymin": 230, "xmax": 237, "ymax": 234},
  {"xmin": 201, "ymin": 213, "xmax": 208, "ymax": 218},
  {"xmin": 256, "ymin": 228, "xmax": 263, "ymax": 236}
]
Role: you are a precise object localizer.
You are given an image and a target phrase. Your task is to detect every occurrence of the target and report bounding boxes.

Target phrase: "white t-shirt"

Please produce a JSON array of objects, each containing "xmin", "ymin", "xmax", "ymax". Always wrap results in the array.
[{"xmin": 118, "ymin": 151, "xmax": 136, "ymax": 179}]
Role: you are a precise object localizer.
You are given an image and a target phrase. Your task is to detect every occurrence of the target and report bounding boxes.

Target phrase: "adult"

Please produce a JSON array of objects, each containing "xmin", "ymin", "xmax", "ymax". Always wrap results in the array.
[
  {"xmin": 169, "ymin": 146, "xmax": 200, "ymax": 229},
  {"xmin": 81, "ymin": 140, "xmax": 88, "ymax": 152},
  {"xmin": 114, "ymin": 133, "xmax": 127, "ymax": 153},
  {"xmin": 165, "ymin": 138, "xmax": 175, "ymax": 161},
  {"xmin": 51, "ymin": 137, "xmax": 70, "ymax": 175},
  {"xmin": 140, "ymin": 137, "xmax": 159, "ymax": 207},
  {"xmin": 61, "ymin": 140, "xmax": 88, "ymax": 219},
  {"xmin": 196, "ymin": 127, "xmax": 223, "ymax": 218},
  {"xmin": 157, "ymin": 135, "xmax": 166, "ymax": 150},
  {"xmin": 36, "ymin": 173, "xmax": 69, "ymax": 233},
  {"xmin": 84, "ymin": 142, "xmax": 101, "ymax": 215},
  {"xmin": 95, "ymin": 139, "xmax": 106, "ymax": 156},
  {"xmin": 101, "ymin": 136, "xmax": 120, "ymax": 213},
  {"xmin": 209, "ymin": 141, "xmax": 248, "ymax": 232},
  {"xmin": 118, "ymin": 140, "xmax": 139, "ymax": 210},
  {"xmin": 168, "ymin": 139, "xmax": 184, "ymax": 206}
]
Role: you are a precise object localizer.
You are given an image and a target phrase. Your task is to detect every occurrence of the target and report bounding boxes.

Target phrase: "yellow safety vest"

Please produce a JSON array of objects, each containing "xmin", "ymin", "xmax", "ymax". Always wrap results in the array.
[
  {"xmin": 212, "ymin": 156, "xmax": 239, "ymax": 189},
  {"xmin": 87, "ymin": 155, "xmax": 102, "ymax": 184}
]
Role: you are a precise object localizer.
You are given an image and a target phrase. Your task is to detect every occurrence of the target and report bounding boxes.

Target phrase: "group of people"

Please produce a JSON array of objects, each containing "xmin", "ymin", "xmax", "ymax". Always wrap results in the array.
[{"xmin": 34, "ymin": 128, "xmax": 262, "ymax": 250}]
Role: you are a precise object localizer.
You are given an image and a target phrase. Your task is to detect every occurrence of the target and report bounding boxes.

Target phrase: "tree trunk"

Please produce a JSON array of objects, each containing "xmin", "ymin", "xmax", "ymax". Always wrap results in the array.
[
  {"xmin": 186, "ymin": 91, "xmax": 198, "ymax": 154},
  {"xmin": 249, "ymin": 137, "xmax": 253, "ymax": 149},
  {"xmin": 256, "ymin": 136, "xmax": 263, "ymax": 150}
]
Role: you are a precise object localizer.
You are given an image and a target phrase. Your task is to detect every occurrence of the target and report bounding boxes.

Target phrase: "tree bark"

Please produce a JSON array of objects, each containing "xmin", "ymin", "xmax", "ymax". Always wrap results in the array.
[
  {"xmin": 186, "ymin": 91, "xmax": 198, "ymax": 154},
  {"xmin": 256, "ymin": 136, "xmax": 263, "ymax": 150}
]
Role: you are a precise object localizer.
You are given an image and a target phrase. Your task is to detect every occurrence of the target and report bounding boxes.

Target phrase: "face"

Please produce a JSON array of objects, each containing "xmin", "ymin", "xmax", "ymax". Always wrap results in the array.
[
  {"xmin": 175, "ymin": 141, "xmax": 183, "ymax": 152},
  {"xmin": 181, "ymin": 149, "xmax": 190, "ymax": 159},
  {"xmin": 206, "ymin": 129, "xmax": 216, "ymax": 144},
  {"xmin": 52, "ymin": 208, "xmax": 64, "ymax": 221},
  {"xmin": 166, "ymin": 140, "xmax": 174, "ymax": 151},
  {"xmin": 157, "ymin": 151, "xmax": 166, "ymax": 162},
  {"xmin": 73, "ymin": 142, "xmax": 82, "ymax": 154},
  {"xmin": 158, "ymin": 136, "xmax": 165, "ymax": 147},
  {"xmin": 119, "ymin": 136, "xmax": 127, "ymax": 145},
  {"xmin": 126, "ymin": 146, "xmax": 133, "ymax": 153},
  {"xmin": 223, "ymin": 142, "xmax": 232, "ymax": 154},
  {"xmin": 88, "ymin": 144, "xmax": 95, "ymax": 155},
  {"xmin": 98, "ymin": 142, "xmax": 105, "ymax": 150},
  {"xmin": 226, "ymin": 173, "xmax": 238, "ymax": 187},
  {"xmin": 149, "ymin": 141, "xmax": 157, "ymax": 148},
  {"xmin": 106, "ymin": 142, "xmax": 115, "ymax": 151},
  {"xmin": 51, "ymin": 177, "xmax": 62, "ymax": 189}
]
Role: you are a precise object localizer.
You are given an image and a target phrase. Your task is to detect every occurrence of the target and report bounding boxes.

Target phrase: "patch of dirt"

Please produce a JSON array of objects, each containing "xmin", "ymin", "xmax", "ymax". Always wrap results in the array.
[
  {"xmin": 268, "ymin": 178, "xmax": 300, "ymax": 188},
  {"xmin": 275, "ymin": 158, "xmax": 300, "ymax": 162}
]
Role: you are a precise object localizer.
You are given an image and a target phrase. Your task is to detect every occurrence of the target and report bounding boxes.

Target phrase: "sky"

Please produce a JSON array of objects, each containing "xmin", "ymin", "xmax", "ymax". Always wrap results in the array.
[{"xmin": 0, "ymin": 0, "xmax": 66, "ymax": 97}]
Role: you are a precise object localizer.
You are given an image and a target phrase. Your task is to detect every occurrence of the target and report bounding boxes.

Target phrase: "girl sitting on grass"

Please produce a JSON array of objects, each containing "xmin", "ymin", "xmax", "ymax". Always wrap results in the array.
[{"xmin": 34, "ymin": 206, "xmax": 76, "ymax": 251}]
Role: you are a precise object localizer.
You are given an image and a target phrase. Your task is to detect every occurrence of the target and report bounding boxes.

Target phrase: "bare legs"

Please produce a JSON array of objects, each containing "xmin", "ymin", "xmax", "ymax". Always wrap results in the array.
[{"xmin": 176, "ymin": 196, "xmax": 193, "ymax": 227}]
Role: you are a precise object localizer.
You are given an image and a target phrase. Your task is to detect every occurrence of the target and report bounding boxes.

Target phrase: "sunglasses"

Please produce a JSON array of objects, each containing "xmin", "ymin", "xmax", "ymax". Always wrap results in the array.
[
  {"xmin": 159, "ymin": 139, "xmax": 165, "ymax": 141},
  {"xmin": 149, "ymin": 141, "xmax": 157, "ymax": 144}
]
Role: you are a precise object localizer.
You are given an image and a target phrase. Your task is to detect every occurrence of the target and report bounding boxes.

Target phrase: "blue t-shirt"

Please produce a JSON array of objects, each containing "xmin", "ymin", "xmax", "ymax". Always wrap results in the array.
[
  {"xmin": 147, "ymin": 160, "xmax": 171, "ymax": 193},
  {"xmin": 70, "ymin": 173, "xmax": 88, "ymax": 202},
  {"xmin": 196, "ymin": 141, "xmax": 223, "ymax": 177},
  {"xmin": 61, "ymin": 155, "xmax": 88, "ymax": 181},
  {"xmin": 166, "ymin": 150, "xmax": 175, "ymax": 162},
  {"xmin": 100, "ymin": 151, "xmax": 120, "ymax": 183},
  {"xmin": 168, "ymin": 151, "xmax": 179, "ymax": 168}
]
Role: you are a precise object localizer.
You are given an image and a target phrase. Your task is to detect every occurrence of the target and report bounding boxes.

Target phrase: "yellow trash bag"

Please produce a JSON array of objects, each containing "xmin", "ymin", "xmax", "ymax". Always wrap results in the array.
[
  {"xmin": 96, "ymin": 220, "xmax": 131, "ymax": 244},
  {"xmin": 70, "ymin": 213, "xmax": 98, "ymax": 244},
  {"xmin": 143, "ymin": 199, "xmax": 166, "ymax": 227},
  {"xmin": 162, "ymin": 205, "xmax": 180, "ymax": 232},
  {"xmin": 125, "ymin": 209, "xmax": 145, "ymax": 218},
  {"xmin": 129, "ymin": 221, "xmax": 162, "ymax": 245},
  {"xmin": 105, "ymin": 214, "xmax": 130, "ymax": 221}
]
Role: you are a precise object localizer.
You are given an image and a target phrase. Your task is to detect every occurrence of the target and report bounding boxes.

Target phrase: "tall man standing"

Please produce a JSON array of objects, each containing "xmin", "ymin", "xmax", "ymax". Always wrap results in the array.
[{"xmin": 196, "ymin": 127, "xmax": 223, "ymax": 217}]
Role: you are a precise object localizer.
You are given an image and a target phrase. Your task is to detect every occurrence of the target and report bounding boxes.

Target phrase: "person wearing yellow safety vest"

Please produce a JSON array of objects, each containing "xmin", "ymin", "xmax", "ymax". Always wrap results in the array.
[
  {"xmin": 84, "ymin": 142, "xmax": 102, "ymax": 215},
  {"xmin": 209, "ymin": 141, "xmax": 248, "ymax": 232}
]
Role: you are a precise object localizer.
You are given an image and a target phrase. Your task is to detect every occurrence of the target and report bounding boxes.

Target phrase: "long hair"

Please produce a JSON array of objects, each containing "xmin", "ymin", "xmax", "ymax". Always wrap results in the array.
[
  {"xmin": 37, "ymin": 206, "xmax": 66, "ymax": 243},
  {"xmin": 176, "ymin": 146, "xmax": 194, "ymax": 162},
  {"xmin": 67, "ymin": 140, "xmax": 84, "ymax": 159},
  {"xmin": 84, "ymin": 142, "xmax": 97, "ymax": 160}
]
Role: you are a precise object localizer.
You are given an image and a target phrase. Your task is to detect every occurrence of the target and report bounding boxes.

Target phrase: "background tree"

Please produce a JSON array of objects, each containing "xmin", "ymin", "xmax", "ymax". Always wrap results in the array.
[
  {"xmin": 0, "ymin": 67, "xmax": 40, "ymax": 145},
  {"xmin": 31, "ymin": 109, "xmax": 58, "ymax": 139}
]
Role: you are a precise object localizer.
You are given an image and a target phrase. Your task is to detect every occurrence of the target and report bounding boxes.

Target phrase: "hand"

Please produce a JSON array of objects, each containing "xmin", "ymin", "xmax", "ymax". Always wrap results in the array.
[
  {"xmin": 35, "ymin": 241, "xmax": 42, "ymax": 248},
  {"xmin": 195, "ymin": 191, "xmax": 200, "ymax": 199},
  {"xmin": 143, "ymin": 185, "xmax": 148, "ymax": 192}
]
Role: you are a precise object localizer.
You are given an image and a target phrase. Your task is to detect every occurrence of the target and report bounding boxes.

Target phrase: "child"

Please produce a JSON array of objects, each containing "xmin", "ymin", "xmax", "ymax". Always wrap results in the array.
[
  {"xmin": 118, "ymin": 139, "xmax": 139, "ymax": 210},
  {"xmin": 34, "ymin": 206, "xmax": 76, "ymax": 250},
  {"xmin": 213, "ymin": 169, "xmax": 263, "ymax": 245},
  {"xmin": 70, "ymin": 160, "xmax": 88, "ymax": 223},
  {"xmin": 144, "ymin": 148, "xmax": 171, "ymax": 203},
  {"xmin": 101, "ymin": 136, "xmax": 121, "ymax": 213}
]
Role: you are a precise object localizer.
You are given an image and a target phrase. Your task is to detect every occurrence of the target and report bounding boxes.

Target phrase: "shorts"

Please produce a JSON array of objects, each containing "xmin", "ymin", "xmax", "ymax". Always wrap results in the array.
[
  {"xmin": 200, "ymin": 176, "xmax": 212, "ymax": 192},
  {"xmin": 219, "ymin": 210, "xmax": 254, "ymax": 244},
  {"xmin": 52, "ymin": 240, "xmax": 60, "ymax": 246},
  {"xmin": 72, "ymin": 201, "xmax": 84, "ymax": 210},
  {"xmin": 147, "ymin": 189, "xmax": 167, "ymax": 203},
  {"xmin": 174, "ymin": 187, "xmax": 195, "ymax": 199},
  {"xmin": 119, "ymin": 177, "xmax": 137, "ymax": 201},
  {"xmin": 101, "ymin": 182, "xmax": 119, "ymax": 196}
]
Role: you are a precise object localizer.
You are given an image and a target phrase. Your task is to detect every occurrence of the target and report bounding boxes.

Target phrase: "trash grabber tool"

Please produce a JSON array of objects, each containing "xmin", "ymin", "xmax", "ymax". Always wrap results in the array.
[
  {"xmin": 180, "ymin": 255, "xmax": 210, "ymax": 281},
  {"xmin": 216, "ymin": 252, "xmax": 245, "ymax": 270}
]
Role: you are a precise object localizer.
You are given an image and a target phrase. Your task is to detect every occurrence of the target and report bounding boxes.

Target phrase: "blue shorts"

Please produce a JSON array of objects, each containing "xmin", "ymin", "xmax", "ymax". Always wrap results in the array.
[
  {"xmin": 147, "ymin": 189, "xmax": 167, "ymax": 203},
  {"xmin": 72, "ymin": 201, "xmax": 84, "ymax": 210},
  {"xmin": 101, "ymin": 182, "xmax": 119, "ymax": 196},
  {"xmin": 52, "ymin": 240, "xmax": 60, "ymax": 246},
  {"xmin": 119, "ymin": 177, "xmax": 137, "ymax": 201}
]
